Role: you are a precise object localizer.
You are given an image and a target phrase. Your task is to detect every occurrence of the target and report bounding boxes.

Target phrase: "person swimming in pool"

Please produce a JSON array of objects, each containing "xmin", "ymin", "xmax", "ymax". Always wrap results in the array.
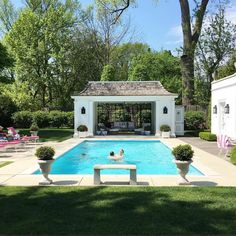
[{"xmin": 109, "ymin": 149, "xmax": 124, "ymax": 161}]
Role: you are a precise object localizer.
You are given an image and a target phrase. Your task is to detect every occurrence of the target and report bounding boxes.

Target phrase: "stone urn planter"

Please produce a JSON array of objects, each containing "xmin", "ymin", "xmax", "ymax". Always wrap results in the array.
[
  {"xmin": 160, "ymin": 125, "xmax": 171, "ymax": 138},
  {"xmin": 173, "ymin": 160, "xmax": 193, "ymax": 185},
  {"xmin": 30, "ymin": 123, "xmax": 39, "ymax": 136},
  {"xmin": 35, "ymin": 146, "xmax": 55, "ymax": 185},
  {"xmin": 37, "ymin": 159, "xmax": 54, "ymax": 185},
  {"xmin": 172, "ymin": 144, "xmax": 194, "ymax": 185},
  {"xmin": 30, "ymin": 131, "xmax": 38, "ymax": 136}
]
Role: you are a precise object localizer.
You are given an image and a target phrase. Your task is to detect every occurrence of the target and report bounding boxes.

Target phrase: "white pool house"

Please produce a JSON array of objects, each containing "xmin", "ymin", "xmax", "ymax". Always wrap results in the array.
[{"xmin": 71, "ymin": 81, "xmax": 184, "ymax": 137}]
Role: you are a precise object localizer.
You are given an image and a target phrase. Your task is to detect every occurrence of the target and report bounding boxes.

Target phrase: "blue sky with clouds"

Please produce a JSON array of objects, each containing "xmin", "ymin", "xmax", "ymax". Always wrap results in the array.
[{"xmin": 12, "ymin": 0, "xmax": 236, "ymax": 53}]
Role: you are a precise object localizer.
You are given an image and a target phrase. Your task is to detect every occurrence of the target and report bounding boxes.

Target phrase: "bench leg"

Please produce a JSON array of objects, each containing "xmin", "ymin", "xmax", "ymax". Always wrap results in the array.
[
  {"xmin": 94, "ymin": 169, "xmax": 101, "ymax": 185},
  {"xmin": 130, "ymin": 169, "xmax": 137, "ymax": 185}
]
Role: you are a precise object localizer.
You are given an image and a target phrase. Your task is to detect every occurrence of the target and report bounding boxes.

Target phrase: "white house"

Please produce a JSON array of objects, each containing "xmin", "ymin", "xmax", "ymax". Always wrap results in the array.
[
  {"xmin": 211, "ymin": 72, "xmax": 236, "ymax": 139},
  {"xmin": 71, "ymin": 81, "xmax": 184, "ymax": 137}
]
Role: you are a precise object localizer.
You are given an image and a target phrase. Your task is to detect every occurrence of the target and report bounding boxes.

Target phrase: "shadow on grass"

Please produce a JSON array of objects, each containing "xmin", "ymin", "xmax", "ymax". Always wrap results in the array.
[
  {"xmin": 191, "ymin": 181, "xmax": 218, "ymax": 186},
  {"xmin": 0, "ymin": 187, "xmax": 236, "ymax": 235},
  {"xmin": 101, "ymin": 181, "xmax": 149, "ymax": 186},
  {"xmin": 52, "ymin": 180, "xmax": 79, "ymax": 185}
]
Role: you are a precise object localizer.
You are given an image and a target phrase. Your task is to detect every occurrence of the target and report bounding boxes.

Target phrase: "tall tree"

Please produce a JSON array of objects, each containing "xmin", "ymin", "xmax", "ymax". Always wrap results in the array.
[
  {"xmin": 0, "ymin": 42, "xmax": 13, "ymax": 83},
  {"xmin": 128, "ymin": 50, "xmax": 182, "ymax": 103},
  {"xmin": 179, "ymin": 0, "xmax": 209, "ymax": 105},
  {"xmin": 195, "ymin": 5, "xmax": 236, "ymax": 83},
  {"xmin": 0, "ymin": 0, "xmax": 19, "ymax": 33},
  {"xmin": 100, "ymin": 64, "xmax": 116, "ymax": 81},
  {"xmin": 111, "ymin": 42, "xmax": 149, "ymax": 81},
  {"xmin": 108, "ymin": 0, "xmax": 210, "ymax": 105},
  {"xmin": 218, "ymin": 50, "xmax": 236, "ymax": 78},
  {"xmin": 5, "ymin": 0, "xmax": 80, "ymax": 110},
  {"xmin": 194, "ymin": 4, "xmax": 236, "ymax": 106},
  {"xmin": 83, "ymin": 0, "xmax": 133, "ymax": 66}
]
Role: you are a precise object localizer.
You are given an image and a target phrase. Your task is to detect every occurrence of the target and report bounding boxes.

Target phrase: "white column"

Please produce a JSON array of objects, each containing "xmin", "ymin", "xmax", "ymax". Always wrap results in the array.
[
  {"xmin": 155, "ymin": 100, "xmax": 161, "ymax": 137},
  {"xmin": 88, "ymin": 101, "xmax": 94, "ymax": 136},
  {"xmin": 170, "ymin": 98, "xmax": 176, "ymax": 137},
  {"xmin": 73, "ymin": 98, "xmax": 79, "ymax": 137}
]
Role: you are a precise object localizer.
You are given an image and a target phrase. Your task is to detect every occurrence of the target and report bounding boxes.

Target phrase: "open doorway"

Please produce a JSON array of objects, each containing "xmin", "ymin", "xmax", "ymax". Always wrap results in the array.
[
  {"xmin": 219, "ymin": 101, "xmax": 226, "ymax": 134},
  {"xmin": 95, "ymin": 102, "xmax": 154, "ymax": 135}
]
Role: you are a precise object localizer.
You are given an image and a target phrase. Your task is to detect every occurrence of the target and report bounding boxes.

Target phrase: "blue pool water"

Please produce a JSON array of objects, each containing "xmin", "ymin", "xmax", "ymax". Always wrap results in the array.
[{"xmin": 34, "ymin": 140, "xmax": 203, "ymax": 175}]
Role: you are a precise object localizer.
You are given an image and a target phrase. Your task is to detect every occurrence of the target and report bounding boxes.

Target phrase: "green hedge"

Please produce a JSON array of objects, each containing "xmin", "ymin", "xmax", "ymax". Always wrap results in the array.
[
  {"xmin": 231, "ymin": 147, "xmax": 236, "ymax": 165},
  {"xmin": 185, "ymin": 111, "xmax": 205, "ymax": 130},
  {"xmin": 199, "ymin": 132, "xmax": 217, "ymax": 141},
  {"xmin": 12, "ymin": 110, "xmax": 74, "ymax": 128},
  {"xmin": 49, "ymin": 110, "xmax": 67, "ymax": 128},
  {"xmin": 32, "ymin": 111, "xmax": 50, "ymax": 128},
  {"xmin": 66, "ymin": 112, "xmax": 74, "ymax": 128},
  {"xmin": 12, "ymin": 111, "xmax": 33, "ymax": 128}
]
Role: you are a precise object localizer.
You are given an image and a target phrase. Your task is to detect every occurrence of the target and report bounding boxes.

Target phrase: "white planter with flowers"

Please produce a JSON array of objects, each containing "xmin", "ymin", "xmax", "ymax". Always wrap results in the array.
[
  {"xmin": 172, "ymin": 144, "xmax": 194, "ymax": 185},
  {"xmin": 77, "ymin": 125, "xmax": 88, "ymax": 138},
  {"xmin": 160, "ymin": 125, "xmax": 171, "ymax": 138},
  {"xmin": 35, "ymin": 146, "xmax": 55, "ymax": 185}
]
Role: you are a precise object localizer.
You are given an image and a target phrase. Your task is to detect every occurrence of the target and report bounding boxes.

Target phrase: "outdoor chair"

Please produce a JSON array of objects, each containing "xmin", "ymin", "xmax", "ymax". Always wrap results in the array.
[
  {"xmin": 0, "ymin": 140, "xmax": 22, "ymax": 152},
  {"xmin": 7, "ymin": 127, "xmax": 20, "ymax": 140},
  {"xmin": 217, "ymin": 134, "xmax": 236, "ymax": 157}
]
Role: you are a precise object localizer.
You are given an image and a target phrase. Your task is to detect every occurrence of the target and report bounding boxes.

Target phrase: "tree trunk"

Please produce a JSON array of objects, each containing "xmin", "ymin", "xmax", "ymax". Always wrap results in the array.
[
  {"xmin": 179, "ymin": 0, "xmax": 209, "ymax": 106},
  {"xmin": 180, "ymin": 54, "xmax": 194, "ymax": 106}
]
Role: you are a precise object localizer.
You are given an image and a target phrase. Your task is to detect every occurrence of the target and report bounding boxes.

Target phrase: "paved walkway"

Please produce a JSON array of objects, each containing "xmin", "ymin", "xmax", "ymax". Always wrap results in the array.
[
  {"xmin": 0, "ymin": 136, "xmax": 236, "ymax": 187},
  {"xmin": 179, "ymin": 137, "xmax": 222, "ymax": 157}
]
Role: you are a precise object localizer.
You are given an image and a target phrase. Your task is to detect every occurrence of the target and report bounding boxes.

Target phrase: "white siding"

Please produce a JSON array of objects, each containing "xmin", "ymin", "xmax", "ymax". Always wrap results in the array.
[{"xmin": 211, "ymin": 74, "xmax": 236, "ymax": 139}]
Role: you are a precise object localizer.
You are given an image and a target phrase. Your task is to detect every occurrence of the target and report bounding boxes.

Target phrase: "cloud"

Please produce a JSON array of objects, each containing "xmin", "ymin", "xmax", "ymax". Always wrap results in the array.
[
  {"xmin": 166, "ymin": 25, "xmax": 183, "ymax": 45},
  {"xmin": 165, "ymin": 39, "xmax": 183, "ymax": 45},
  {"xmin": 168, "ymin": 25, "xmax": 182, "ymax": 38},
  {"xmin": 225, "ymin": 6, "xmax": 236, "ymax": 24}
]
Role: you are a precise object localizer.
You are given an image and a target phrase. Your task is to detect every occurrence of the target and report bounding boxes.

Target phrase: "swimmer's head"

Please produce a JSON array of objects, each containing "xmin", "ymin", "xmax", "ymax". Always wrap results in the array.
[{"xmin": 110, "ymin": 151, "xmax": 115, "ymax": 156}]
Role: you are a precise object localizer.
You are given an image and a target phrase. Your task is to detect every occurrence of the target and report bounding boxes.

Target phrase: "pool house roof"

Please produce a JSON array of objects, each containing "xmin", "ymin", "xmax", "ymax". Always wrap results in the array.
[{"xmin": 74, "ymin": 81, "xmax": 177, "ymax": 97}]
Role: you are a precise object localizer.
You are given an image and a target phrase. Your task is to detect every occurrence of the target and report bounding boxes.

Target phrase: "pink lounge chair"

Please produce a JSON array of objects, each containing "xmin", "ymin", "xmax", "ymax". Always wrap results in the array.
[
  {"xmin": 0, "ymin": 143, "xmax": 7, "ymax": 150},
  {"xmin": 1, "ymin": 140, "xmax": 21, "ymax": 152},
  {"xmin": 217, "ymin": 134, "xmax": 236, "ymax": 157},
  {"xmin": 7, "ymin": 127, "xmax": 20, "ymax": 140},
  {"xmin": 29, "ymin": 135, "xmax": 39, "ymax": 142}
]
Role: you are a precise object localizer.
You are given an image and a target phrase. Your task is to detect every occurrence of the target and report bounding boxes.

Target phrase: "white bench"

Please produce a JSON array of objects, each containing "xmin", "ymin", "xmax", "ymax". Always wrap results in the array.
[{"xmin": 94, "ymin": 164, "xmax": 137, "ymax": 185}]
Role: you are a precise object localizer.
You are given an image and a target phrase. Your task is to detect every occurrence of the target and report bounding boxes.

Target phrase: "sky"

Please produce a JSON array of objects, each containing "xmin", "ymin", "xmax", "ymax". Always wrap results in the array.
[{"xmin": 11, "ymin": 0, "xmax": 236, "ymax": 53}]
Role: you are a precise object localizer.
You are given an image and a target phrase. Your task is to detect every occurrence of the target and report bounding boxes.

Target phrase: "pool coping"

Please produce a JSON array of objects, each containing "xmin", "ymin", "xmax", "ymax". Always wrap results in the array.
[{"xmin": 1, "ymin": 136, "xmax": 236, "ymax": 186}]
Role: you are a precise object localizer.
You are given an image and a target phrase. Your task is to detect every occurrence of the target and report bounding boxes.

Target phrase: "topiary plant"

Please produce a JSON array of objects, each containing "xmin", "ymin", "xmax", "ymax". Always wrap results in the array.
[
  {"xmin": 160, "ymin": 124, "xmax": 171, "ymax": 132},
  {"xmin": 30, "ymin": 123, "xmax": 39, "ymax": 131},
  {"xmin": 199, "ymin": 132, "xmax": 216, "ymax": 141},
  {"xmin": 172, "ymin": 144, "xmax": 194, "ymax": 161},
  {"xmin": 35, "ymin": 146, "xmax": 55, "ymax": 160},
  {"xmin": 77, "ymin": 125, "xmax": 88, "ymax": 132}
]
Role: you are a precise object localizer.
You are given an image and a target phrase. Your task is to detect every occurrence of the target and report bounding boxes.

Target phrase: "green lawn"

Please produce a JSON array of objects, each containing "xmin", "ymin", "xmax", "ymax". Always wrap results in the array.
[
  {"xmin": 0, "ymin": 161, "xmax": 13, "ymax": 168},
  {"xmin": 0, "ymin": 186, "xmax": 236, "ymax": 235},
  {"xmin": 18, "ymin": 128, "xmax": 74, "ymax": 142}
]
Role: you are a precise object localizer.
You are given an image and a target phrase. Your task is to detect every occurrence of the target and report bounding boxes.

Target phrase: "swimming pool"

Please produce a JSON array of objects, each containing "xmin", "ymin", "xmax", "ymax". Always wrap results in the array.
[{"xmin": 34, "ymin": 140, "xmax": 203, "ymax": 175}]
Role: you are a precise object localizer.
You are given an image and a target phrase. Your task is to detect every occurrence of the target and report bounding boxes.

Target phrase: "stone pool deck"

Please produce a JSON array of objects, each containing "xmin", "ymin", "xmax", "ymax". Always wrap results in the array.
[{"xmin": 0, "ymin": 136, "xmax": 236, "ymax": 187}]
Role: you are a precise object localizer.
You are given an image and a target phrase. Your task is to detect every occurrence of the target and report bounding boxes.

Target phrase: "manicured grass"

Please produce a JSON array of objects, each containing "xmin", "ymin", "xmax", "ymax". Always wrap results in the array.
[
  {"xmin": 0, "ymin": 187, "xmax": 236, "ymax": 235},
  {"xmin": 0, "ymin": 161, "xmax": 13, "ymax": 168},
  {"xmin": 18, "ymin": 128, "xmax": 74, "ymax": 142}
]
